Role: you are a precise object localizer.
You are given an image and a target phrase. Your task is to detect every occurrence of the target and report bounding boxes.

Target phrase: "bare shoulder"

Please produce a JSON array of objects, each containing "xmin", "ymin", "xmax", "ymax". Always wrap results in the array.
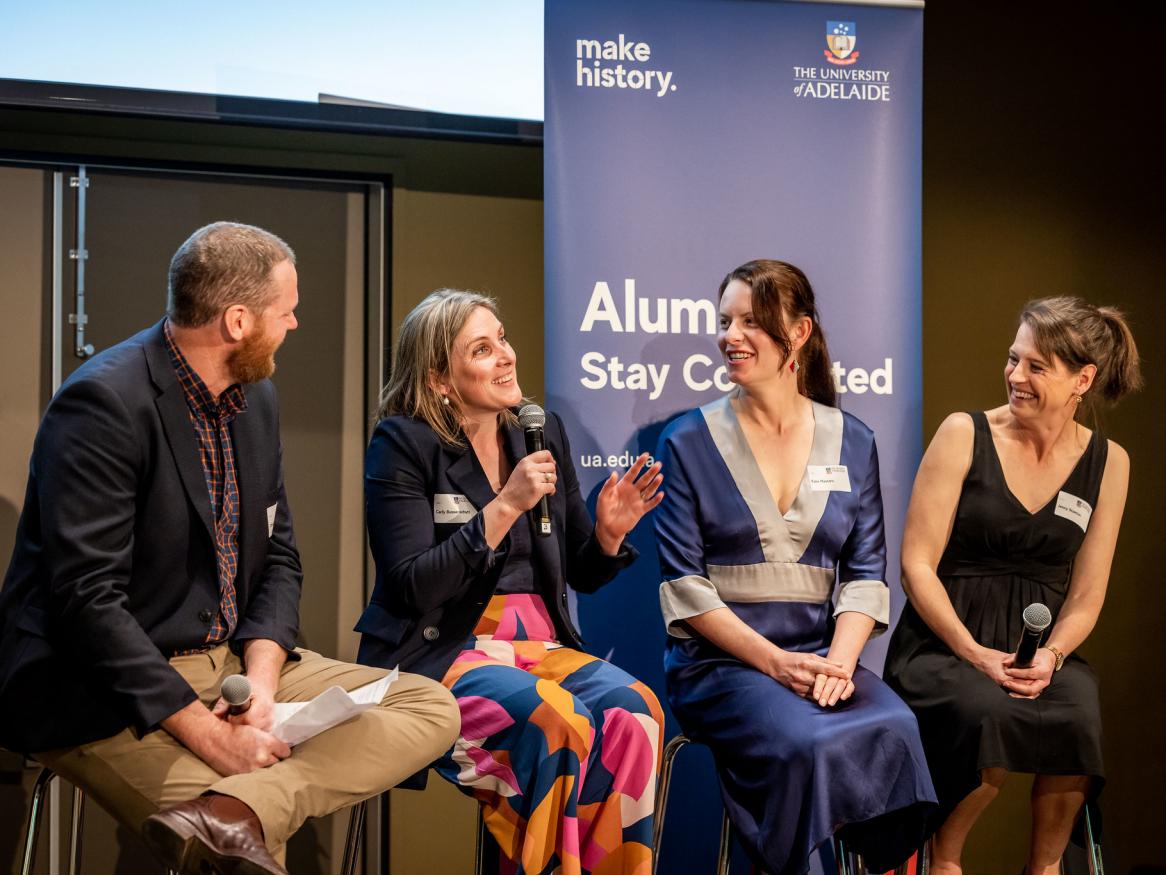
[
  {"xmin": 1104, "ymin": 439, "xmax": 1130, "ymax": 478},
  {"xmin": 919, "ymin": 411, "xmax": 975, "ymax": 481},
  {"xmin": 928, "ymin": 411, "xmax": 975, "ymax": 455}
]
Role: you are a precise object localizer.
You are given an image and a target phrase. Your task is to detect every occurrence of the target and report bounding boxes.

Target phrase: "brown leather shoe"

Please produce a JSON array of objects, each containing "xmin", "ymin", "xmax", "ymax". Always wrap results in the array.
[{"xmin": 142, "ymin": 794, "xmax": 288, "ymax": 875}]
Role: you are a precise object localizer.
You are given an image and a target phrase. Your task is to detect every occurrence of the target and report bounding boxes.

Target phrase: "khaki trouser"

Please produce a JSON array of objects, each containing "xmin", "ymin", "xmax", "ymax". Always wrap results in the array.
[{"xmin": 36, "ymin": 646, "xmax": 460, "ymax": 854}]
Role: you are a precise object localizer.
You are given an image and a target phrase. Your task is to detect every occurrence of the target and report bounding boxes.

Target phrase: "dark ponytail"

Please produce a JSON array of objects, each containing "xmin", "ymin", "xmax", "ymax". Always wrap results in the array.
[
  {"xmin": 717, "ymin": 259, "xmax": 836, "ymax": 406},
  {"xmin": 1095, "ymin": 306, "xmax": 1143, "ymax": 402}
]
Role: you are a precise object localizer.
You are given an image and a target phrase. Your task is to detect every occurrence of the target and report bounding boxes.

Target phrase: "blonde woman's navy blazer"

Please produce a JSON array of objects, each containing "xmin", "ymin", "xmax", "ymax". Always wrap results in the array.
[{"xmin": 356, "ymin": 410, "xmax": 636, "ymax": 681}]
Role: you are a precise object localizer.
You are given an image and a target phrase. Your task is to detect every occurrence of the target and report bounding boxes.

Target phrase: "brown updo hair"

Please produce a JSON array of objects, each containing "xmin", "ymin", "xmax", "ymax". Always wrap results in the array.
[
  {"xmin": 1019, "ymin": 296, "xmax": 1143, "ymax": 413},
  {"xmin": 718, "ymin": 260, "xmax": 836, "ymax": 406}
]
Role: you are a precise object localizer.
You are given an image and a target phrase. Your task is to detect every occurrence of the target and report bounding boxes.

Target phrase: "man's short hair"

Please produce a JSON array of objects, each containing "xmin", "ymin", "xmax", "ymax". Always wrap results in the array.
[{"xmin": 167, "ymin": 222, "xmax": 296, "ymax": 328}]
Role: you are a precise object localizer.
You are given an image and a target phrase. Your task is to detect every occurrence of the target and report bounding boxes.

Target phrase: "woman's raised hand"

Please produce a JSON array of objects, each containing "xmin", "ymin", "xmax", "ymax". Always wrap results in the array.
[{"xmin": 594, "ymin": 453, "xmax": 664, "ymax": 554}]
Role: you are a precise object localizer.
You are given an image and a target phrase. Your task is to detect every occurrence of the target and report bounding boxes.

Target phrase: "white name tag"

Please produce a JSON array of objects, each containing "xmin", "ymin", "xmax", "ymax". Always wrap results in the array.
[
  {"xmin": 1054, "ymin": 490, "xmax": 1092, "ymax": 533},
  {"xmin": 807, "ymin": 465, "xmax": 851, "ymax": 492},
  {"xmin": 433, "ymin": 493, "xmax": 476, "ymax": 524},
  {"xmin": 266, "ymin": 503, "xmax": 277, "ymax": 537}
]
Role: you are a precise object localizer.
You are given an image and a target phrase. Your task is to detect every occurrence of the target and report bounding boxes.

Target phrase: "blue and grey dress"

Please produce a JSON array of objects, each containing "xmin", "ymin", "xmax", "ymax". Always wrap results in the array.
[{"xmin": 654, "ymin": 395, "xmax": 936, "ymax": 875}]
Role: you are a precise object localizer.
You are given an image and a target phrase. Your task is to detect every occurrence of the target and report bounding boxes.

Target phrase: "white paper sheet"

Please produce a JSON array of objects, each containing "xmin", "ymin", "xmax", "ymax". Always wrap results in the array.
[{"xmin": 270, "ymin": 667, "xmax": 399, "ymax": 747}]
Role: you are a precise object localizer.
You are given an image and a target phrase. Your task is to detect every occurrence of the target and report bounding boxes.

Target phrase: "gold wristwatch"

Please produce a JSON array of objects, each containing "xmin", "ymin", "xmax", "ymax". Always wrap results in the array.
[{"xmin": 1042, "ymin": 645, "xmax": 1065, "ymax": 672}]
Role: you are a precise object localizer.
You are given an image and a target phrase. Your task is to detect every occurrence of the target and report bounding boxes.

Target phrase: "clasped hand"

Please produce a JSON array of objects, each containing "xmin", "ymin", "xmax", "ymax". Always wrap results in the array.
[
  {"xmin": 971, "ymin": 645, "xmax": 1055, "ymax": 699},
  {"xmin": 770, "ymin": 649, "xmax": 854, "ymax": 707}
]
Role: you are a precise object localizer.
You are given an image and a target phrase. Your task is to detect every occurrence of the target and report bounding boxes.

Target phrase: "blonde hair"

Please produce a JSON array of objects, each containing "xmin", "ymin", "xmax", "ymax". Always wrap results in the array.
[{"xmin": 378, "ymin": 289, "xmax": 521, "ymax": 444}]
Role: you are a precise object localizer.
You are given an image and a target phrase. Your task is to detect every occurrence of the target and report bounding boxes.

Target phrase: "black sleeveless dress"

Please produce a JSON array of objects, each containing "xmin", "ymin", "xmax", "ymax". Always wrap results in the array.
[{"xmin": 885, "ymin": 411, "xmax": 1107, "ymax": 824}]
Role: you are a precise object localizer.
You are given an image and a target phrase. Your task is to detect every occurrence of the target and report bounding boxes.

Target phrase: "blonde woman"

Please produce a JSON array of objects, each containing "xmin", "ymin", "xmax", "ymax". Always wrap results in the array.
[{"xmin": 356, "ymin": 290, "xmax": 665, "ymax": 875}]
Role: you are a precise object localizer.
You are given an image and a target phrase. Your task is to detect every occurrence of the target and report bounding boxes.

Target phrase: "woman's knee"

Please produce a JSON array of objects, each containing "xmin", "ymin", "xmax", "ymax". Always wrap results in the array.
[
  {"xmin": 981, "ymin": 766, "xmax": 1009, "ymax": 789},
  {"xmin": 525, "ymin": 683, "xmax": 598, "ymax": 756},
  {"xmin": 589, "ymin": 678, "xmax": 663, "ymax": 725}
]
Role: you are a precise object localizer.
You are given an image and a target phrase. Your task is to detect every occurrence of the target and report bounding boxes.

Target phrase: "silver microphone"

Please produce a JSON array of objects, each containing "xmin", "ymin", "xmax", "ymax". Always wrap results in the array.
[
  {"xmin": 220, "ymin": 674, "xmax": 252, "ymax": 716},
  {"xmin": 1014, "ymin": 603, "xmax": 1052, "ymax": 668}
]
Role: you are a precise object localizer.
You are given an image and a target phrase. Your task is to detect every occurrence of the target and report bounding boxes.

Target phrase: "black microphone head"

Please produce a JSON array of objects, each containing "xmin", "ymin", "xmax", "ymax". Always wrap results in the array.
[
  {"xmin": 518, "ymin": 404, "xmax": 545, "ymax": 430},
  {"xmin": 1022, "ymin": 602, "xmax": 1052, "ymax": 633},
  {"xmin": 220, "ymin": 674, "xmax": 252, "ymax": 707}
]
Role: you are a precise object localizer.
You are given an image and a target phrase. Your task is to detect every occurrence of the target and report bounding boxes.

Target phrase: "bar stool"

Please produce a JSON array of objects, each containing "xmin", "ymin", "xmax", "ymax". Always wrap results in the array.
[
  {"xmin": 877, "ymin": 800, "xmax": 1103, "ymax": 875},
  {"xmin": 653, "ymin": 735, "xmax": 907, "ymax": 875},
  {"xmin": 20, "ymin": 766, "xmax": 180, "ymax": 875},
  {"xmin": 20, "ymin": 767, "xmax": 85, "ymax": 875},
  {"xmin": 1081, "ymin": 801, "xmax": 1104, "ymax": 875}
]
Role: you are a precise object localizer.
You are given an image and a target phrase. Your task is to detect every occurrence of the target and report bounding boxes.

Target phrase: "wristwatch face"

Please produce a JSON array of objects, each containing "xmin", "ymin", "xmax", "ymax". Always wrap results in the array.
[{"xmin": 1045, "ymin": 646, "xmax": 1064, "ymax": 671}]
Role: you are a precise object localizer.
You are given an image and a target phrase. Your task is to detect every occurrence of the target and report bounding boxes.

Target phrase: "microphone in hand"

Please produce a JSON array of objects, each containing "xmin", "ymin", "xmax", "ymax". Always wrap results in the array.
[
  {"xmin": 220, "ymin": 674, "xmax": 253, "ymax": 717},
  {"xmin": 518, "ymin": 404, "xmax": 553, "ymax": 537},
  {"xmin": 1013, "ymin": 603, "xmax": 1052, "ymax": 668}
]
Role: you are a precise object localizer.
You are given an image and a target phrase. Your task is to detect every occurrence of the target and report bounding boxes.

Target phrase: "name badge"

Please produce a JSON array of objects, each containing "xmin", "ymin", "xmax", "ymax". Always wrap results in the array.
[
  {"xmin": 807, "ymin": 465, "xmax": 851, "ymax": 492},
  {"xmin": 1054, "ymin": 490, "xmax": 1092, "ymax": 533},
  {"xmin": 266, "ymin": 503, "xmax": 277, "ymax": 537},
  {"xmin": 433, "ymin": 493, "xmax": 476, "ymax": 524}
]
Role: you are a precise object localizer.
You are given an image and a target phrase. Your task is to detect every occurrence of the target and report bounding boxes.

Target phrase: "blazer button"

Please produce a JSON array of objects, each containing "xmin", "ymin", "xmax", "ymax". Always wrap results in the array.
[
  {"xmin": 198, "ymin": 609, "xmax": 213, "ymax": 623},
  {"xmin": 560, "ymin": 593, "xmax": 568, "ymax": 604},
  {"xmin": 422, "ymin": 625, "xmax": 440, "ymax": 642}
]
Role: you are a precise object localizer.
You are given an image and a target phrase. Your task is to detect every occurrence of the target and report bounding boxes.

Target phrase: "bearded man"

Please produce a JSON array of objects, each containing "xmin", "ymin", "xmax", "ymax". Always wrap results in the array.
[{"xmin": 0, "ymin": 222, "xmax": 459, "ymax": 874}]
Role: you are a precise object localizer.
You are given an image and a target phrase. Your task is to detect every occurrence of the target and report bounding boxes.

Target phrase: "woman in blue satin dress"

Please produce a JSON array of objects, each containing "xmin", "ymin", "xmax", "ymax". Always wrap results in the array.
[{"xmin": 654, "ymin": 260, "xmax": 936, "ymax": 875}]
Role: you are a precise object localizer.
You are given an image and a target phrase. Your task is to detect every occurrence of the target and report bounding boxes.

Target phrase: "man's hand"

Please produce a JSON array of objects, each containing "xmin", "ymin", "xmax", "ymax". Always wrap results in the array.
[
  {"xmin": 163, "ymin": 698, "xmax": 290, "ymax": 777},
  {"xmin": 211, "ymin": 683, "xmax": 277, "ymax": 733},
  {"xmin": 195, "ymin": 717, "xmax": 291, "ymax": 775},
  {"xmin": 229, "ymin": 638, "xmax": 289, "ymax": 732}
]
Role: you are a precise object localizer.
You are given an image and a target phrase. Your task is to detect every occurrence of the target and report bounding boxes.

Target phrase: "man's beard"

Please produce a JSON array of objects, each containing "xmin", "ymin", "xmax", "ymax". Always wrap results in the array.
[{"xmin": 227, "ymin": 326, "xmax": 280, "ymax": 384}]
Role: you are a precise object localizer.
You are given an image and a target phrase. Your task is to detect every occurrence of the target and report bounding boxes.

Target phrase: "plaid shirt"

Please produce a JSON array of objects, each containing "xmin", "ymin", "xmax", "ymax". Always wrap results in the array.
[{"xmin": 164, "ymin": 321, "xmax": 248, "ymax": 650}]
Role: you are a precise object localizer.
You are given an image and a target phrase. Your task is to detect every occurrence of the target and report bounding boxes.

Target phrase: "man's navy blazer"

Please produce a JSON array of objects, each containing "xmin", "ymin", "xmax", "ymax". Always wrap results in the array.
[
  {"xmin": 0, "ymin": 320, "xmax": 302, "ymax": 753},
  {"xmin": 355, "ymin": 411, "xmax": 637, "ymax": 682}
]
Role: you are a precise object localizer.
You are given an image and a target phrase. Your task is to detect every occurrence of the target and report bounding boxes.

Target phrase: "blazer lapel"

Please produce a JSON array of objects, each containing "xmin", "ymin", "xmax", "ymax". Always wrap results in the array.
[
  {"xmin": 145, "ymin": 322, "xmax": 214, "ymax": 542},
  {"xmin": 445, "ymin": 444, "xmax": 497, "ymax": 513}
]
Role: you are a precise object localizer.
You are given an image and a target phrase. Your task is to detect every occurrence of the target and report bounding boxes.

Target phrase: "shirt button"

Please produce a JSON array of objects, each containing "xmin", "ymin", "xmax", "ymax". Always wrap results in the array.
[
  {"xmin": 198, "ymin": 609, "xmax": 213, "ymax": 623},
  {"xmin": 560, "ymin": 593, "xmax": 568, "ymax": 604},
  {"xmin": 422, "ymin": 626, "xmax": 440, "ymax": 642}
]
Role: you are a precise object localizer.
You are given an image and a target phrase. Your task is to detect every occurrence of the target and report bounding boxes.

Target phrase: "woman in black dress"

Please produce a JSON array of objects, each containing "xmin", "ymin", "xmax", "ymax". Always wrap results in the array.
[{"xmin": 885, "ymin": 297, "xmax": 1141, "ymax": 874}]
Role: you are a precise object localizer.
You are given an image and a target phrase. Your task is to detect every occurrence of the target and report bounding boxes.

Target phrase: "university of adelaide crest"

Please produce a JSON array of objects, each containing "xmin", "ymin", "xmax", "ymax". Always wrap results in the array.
[{"xmin": 825, "ymin": 21, "xmax": 859, "ymax": 66}]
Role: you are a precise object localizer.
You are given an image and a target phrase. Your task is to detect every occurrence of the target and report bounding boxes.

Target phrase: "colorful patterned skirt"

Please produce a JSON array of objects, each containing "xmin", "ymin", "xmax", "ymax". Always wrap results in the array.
[{"xmin": 436, "ymin": 593, "xmax": 664, "ymax": 875}]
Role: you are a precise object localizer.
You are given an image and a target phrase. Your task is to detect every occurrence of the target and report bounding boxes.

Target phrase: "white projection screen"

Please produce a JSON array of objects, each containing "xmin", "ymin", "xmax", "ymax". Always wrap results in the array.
[{"xmin": 0, "ymin": 0, "xmax": 544, "ymax": 130}]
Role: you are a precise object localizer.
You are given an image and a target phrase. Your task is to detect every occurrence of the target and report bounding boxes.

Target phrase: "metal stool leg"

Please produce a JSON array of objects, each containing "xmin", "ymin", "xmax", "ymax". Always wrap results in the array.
[
  {"xmin": 834, "ymin": 837, "xmax": 851, "ymax": 875},
  {"xmin": 1083, "ymin": 802, "xmax": 1103, "ymax": 875},
  {"xmin": 68, "ymin": 784, "xmax": 85, "ymax": 875},
  {"xmin": 715, "ymin": 809, "xmax": 732, "ymax": 875},
  {"xmin": 474, "ymin": 806, "xmax": 489, "ymax": 875},
  {"xmin": 340, "ymin": 799, "xmax": 367, "ymax": 875},
  {"xmin": 21, "ymin": 768, "xmax": 55, "ymax": 875},
  {"xmin": 651, "ymin": 735, "xmax": 690, "ymax": 875}
]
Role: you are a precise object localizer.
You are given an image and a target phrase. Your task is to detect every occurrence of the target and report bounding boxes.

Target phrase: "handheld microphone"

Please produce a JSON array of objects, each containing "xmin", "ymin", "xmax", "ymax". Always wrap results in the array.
[
  {"xmin": 220, "ymin": 674, "xmax": 252, "ymax": 716},
  {"xmin": 1014, "ymin": 603, "xmax": 1052, "ymax": 668},
  {"xmin": 518, "ymin": 404, "xmax": 553, "ymax": 537}
]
